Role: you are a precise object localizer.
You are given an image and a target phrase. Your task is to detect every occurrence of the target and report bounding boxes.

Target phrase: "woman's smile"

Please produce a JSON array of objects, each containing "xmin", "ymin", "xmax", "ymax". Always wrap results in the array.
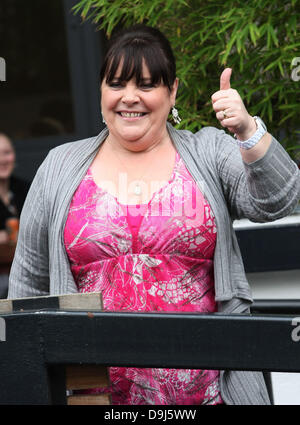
[{"xmin": 116, "ymin": 110, "xmax": 148, "ymax": 120}]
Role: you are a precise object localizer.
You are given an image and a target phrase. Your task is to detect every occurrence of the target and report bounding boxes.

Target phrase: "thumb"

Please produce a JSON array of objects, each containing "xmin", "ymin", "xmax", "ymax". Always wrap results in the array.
[{"xmin": 220, "ymin": 68, "xmax": 232, "ymax": 90}]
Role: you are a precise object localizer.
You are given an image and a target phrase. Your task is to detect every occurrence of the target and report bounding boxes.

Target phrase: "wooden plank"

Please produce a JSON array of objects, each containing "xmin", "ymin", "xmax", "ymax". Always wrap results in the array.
[
  {"xmin": 66, "ymin": 365, "xmax": 109, "ymax": 390},
  {"xmin": 0, "ymin": 299, "xmax": 12, "ymax": 313},
  {"xmin": 67, "ymin": 394, "xmax": 111, "ymax": 405},
  {"xmin": 0, "ymin": 292, "xmax": 103, "ymax": 313},
  {"xmin": 59, "ymin": 292, "xmax": 103, "ymax": 310}
]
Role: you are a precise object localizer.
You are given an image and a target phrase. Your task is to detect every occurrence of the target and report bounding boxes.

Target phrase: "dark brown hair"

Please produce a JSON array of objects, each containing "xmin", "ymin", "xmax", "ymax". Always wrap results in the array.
[{"xmin": 100, "ymin": 24, "xmax": 176, "ymax": 91}]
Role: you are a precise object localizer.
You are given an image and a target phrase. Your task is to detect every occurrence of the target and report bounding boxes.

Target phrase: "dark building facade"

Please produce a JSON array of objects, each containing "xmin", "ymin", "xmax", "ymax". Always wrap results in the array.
[{"xmin": 0, "ymin": 0, "xmax": 106, "ymax": 182}]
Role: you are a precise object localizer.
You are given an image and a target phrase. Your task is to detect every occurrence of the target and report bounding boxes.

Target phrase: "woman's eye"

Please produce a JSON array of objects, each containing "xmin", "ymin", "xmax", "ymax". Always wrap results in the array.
[
  {"xmin": 139, "ymin": 83, "xmax": 155, "ymax": 89},
  {"xmin": 109, "ymin": 82, "xmax": 123, "ymax": 88},
  {"xmin": 108, "ymin": 81, "xmax": 155, "ymax": 89}
]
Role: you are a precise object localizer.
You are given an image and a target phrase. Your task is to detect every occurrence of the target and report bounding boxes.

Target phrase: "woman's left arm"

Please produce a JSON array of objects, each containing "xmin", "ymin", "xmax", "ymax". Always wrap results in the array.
[{"xmin": 211, "ymin": 68, "xmax": 300, "ymax": 221}]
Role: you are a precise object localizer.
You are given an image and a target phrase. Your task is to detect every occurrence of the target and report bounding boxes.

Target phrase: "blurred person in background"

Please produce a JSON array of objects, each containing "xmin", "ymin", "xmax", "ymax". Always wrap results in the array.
[{"xmin": 0, "ymin": 133, "xmax": 30, "ymax": 298}]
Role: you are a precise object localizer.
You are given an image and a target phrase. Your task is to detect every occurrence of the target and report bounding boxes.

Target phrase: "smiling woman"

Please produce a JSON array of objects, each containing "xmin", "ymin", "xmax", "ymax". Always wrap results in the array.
[
  {"xmin": 94, "ymin": 26, "xmax": 179, "ymax": 204},
  {"xmin": 8, "ymin": 24, "xmax": 300, "ymax": 405},
  {"xmin": 100, "ymin": 62, "xmax": 177, "ymax": 150},
  {"xmin": 99, "ymin": 26, "xmax": 178, "ymax": 155}
]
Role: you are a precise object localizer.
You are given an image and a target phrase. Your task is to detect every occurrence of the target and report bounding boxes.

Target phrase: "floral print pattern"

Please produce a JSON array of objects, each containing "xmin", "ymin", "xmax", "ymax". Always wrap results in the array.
[{"xmin": 64, "ymin": 151, "xmax": 223, "ymax": 405}]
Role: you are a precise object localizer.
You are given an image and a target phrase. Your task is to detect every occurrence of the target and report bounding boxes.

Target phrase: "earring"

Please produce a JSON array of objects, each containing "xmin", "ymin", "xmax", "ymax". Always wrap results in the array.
[
  {"xmin": 101, "ymin": 114, "xmax": 106, "ymax": 125},
  {"xmin": 172, "ymin": 106, "xmax": 181, "ymax": 124}
]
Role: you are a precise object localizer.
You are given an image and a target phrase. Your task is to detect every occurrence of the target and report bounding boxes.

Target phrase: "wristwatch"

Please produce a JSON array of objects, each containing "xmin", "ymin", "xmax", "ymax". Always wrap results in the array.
[{"xmin": 236, "ymin": 116, "xmax": 267, "ymax": 150}]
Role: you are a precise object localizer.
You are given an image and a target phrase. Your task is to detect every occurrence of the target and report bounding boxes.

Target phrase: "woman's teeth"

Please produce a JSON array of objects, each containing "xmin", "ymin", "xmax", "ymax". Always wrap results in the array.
[{"xmin": 120, "ymin": 112, "xmax": 145, "ymax": 117}]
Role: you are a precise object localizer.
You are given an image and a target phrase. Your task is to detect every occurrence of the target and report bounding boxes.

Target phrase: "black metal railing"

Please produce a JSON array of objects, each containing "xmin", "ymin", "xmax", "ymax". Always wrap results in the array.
[
  {"xmin": 251, "ymin": 299, "xmax": 300, "ymax": 315},
  {"xmin": 0, "ymin": 295, "xmax": 300, "ymax": 404}
]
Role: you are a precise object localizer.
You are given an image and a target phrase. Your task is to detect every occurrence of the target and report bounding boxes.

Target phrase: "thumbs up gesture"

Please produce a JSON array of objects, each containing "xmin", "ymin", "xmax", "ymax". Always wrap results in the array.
[{"xmin": 211, "ymin": 68, "xmax": 256, "ymax": 140}]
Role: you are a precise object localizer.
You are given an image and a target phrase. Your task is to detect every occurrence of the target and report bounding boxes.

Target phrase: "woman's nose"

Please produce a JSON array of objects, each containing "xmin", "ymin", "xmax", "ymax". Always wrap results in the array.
[{"xmin": 121, "ymin": 85, "xmax": 140, "ymax": 104}]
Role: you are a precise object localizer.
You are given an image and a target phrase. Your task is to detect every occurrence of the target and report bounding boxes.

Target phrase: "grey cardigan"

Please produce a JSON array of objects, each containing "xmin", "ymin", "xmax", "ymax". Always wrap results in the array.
[{"xmin": 8, "ymin": 122, "xmax": 300, "ymax": 405}]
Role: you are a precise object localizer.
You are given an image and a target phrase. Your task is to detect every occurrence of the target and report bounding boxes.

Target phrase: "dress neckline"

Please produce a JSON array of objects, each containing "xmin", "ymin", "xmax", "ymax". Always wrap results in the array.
[{"xmin": 88, "ymin": 150, "xmax": 179, "ymax": 207}]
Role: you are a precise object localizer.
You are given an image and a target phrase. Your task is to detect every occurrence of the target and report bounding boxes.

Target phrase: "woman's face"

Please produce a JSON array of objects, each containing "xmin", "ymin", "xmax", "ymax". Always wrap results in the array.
[
  {"xmin": 0, "ymin": 135, "xmax": 15, "ymax": 180},
  {"xmin": 101, "ymin": 61, "xmax": 178, "ymax": 151}
]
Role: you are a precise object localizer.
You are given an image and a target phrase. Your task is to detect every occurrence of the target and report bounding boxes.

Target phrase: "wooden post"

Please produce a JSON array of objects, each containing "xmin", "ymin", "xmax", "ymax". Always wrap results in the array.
[
  {"xmin": 66, "ymin": 365, "xmax": 111, "ymax": 405},
  {"xmin": 0, "ymin": 292, "xmax": 111, "ymax": 405}
]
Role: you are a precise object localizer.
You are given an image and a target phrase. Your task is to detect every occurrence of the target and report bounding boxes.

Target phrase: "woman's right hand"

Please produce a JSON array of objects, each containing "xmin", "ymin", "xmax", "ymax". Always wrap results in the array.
[{"xmin": 0, "ymin": 230, "xmax": 9, "ymax": 244}]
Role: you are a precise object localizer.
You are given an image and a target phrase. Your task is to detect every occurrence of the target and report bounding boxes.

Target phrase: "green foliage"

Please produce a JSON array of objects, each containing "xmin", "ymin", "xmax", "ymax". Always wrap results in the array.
[{"xmin": 73, "ymin": 0, "xmax": 300, "ymax": 157}]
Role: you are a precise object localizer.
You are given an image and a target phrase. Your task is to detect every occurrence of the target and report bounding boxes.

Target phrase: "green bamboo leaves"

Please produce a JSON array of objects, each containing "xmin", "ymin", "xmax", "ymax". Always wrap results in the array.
[{"xmin": 73, "ymin": 0, "xmax": 300, "ymax": 157}]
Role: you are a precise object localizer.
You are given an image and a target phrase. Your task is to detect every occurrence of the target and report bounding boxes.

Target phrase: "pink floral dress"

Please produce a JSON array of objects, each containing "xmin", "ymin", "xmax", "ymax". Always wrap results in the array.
[{"xmin": 64, "ymin": 150, "xmax": 223, "ymax": 405}]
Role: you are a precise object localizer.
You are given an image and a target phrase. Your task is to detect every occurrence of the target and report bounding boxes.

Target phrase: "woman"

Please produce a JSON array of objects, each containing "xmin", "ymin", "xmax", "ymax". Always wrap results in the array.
[
  {"xmin": 0, "ymin": 133, "xmax": 29, "ymax": 298},
  {"xmin": 8, "ymin": 25, "xmax": 300, "ymax": 404}
]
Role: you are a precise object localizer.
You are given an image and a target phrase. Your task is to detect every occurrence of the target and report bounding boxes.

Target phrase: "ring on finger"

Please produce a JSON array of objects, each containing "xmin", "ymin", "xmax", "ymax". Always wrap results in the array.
[{"xmin": 222, "ymin": 110, "xmax": 228, "ymax": 119}]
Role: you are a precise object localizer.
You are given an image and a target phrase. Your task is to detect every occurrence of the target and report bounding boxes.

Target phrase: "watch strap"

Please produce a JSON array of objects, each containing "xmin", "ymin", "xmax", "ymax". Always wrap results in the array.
[{"xmin": 236, "ymin": 116, "xmax": 267, "ymax": 150}]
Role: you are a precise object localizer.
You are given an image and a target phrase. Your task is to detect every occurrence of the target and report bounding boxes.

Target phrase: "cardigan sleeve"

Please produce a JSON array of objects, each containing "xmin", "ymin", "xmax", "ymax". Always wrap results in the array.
[
  {"xmin": 212, "ymin": 128, "xmax": 300, "ymax": 221},
  {"xmin": 8, "ymin": 155, "xmax": 50, "ymax": 299}
]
